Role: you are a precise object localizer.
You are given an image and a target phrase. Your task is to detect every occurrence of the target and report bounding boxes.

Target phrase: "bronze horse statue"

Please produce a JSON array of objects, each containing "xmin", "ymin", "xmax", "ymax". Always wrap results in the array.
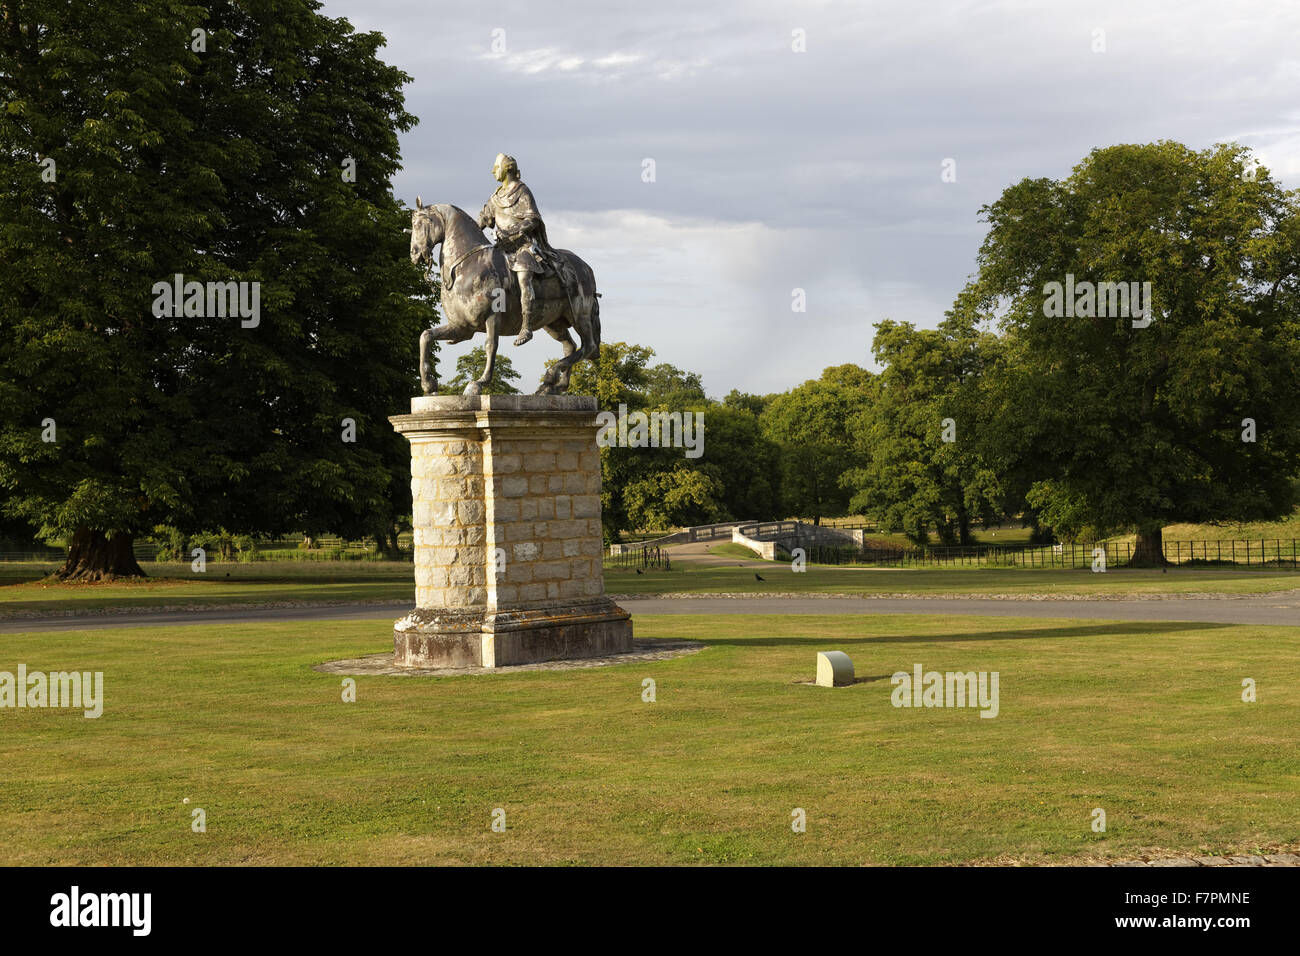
[{"xmin": 409, "ymin": 199, "xmax": 601, "ymax": 395}]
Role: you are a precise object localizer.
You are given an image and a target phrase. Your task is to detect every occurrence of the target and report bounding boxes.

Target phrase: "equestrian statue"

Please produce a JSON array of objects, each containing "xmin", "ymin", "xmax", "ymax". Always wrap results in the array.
[{"xmin": 409, "ymin": 153, "xmax": 601, "ymax": 395}]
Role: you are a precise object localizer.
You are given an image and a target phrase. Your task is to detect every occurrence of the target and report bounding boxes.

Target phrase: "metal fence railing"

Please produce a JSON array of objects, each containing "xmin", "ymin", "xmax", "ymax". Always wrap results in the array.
[
  {"xmin": 605, "ymin": 546, "xmax": 671, "ymax": 570},
  {"xmin": 787, "ymin": 539, "xmax": 1300, "ymax": 570}
]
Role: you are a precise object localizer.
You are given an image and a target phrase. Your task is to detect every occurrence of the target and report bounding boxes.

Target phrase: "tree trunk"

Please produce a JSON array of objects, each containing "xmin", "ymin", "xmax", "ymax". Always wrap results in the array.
[
  {"xmin": 1029, "ymin": 523, "xmax": 1055, "ymax": 545},
  {"xmin": 912, "ymin": 518, "xmax": 927, "ymax": 546},
  {"xmin": 957, "ymin": 503, "xmax": 973, "ymax": 545},
  {"xmin": 1024, "ymin": 508, "xmax": 1052, "ymax": 544},
  {"xmin": 57, "ymin": 527, "xmax": 146, "ymax": 581},
  {"xmin": 374, "ymin": 527, "xmax": 402, "ymax": 559},
  {"xmin": 1131, "ymin": 525, "xmax": 1165, "ymax": 567}
]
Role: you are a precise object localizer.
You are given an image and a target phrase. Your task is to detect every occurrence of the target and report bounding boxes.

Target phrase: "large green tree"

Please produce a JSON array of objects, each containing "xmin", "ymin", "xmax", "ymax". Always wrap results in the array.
[
  {"xmin": 693, "ymin": 403, "xmax": 781, "ymax": 522},
  {"xmin": 565, "ymin": 341, "xmax": 657, "ymax": 540},
  {"xmin": 441, "ymin": 346, "xmax": 521, "ymax": 395},
  {"xmin": 970, "ymin": 142, "xmax": 1300, "ymax": 563},
  {"xmin": 0, "ymin": 0, "xmax": 435, "ymax": 578},
  {"xmin": 565, "ymin": 342, "xmax": 748, "ymax": 540},
  {"xmin": 846, "ymin": 317, "xmax": 1001, "ymax": 545},
  {"xmin": 760, "ymin": 364, "xmax": 872, "ymax": 525}
]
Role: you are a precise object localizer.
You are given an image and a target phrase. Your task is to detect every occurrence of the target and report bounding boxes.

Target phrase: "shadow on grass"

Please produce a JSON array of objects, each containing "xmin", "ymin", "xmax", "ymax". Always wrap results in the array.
[
  {"xmin": 792, "ymin": 673, "xmax": 895, "ymax": 685},
  {"xmin": 701, "ymin": 620, "xmax": 1230, "ymax": 648}
]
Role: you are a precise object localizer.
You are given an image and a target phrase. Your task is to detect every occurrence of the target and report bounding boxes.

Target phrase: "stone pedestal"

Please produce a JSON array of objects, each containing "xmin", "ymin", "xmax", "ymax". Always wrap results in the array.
[{"xmin": 389, "ymin": 394, "xmax": 632, "ymax": 668}]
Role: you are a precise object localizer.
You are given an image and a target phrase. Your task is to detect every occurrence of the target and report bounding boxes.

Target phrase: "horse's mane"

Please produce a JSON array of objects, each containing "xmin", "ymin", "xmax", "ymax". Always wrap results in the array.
[{"xmin": 434, "ymin": 203, "xmax": 483, "ymax": 238}]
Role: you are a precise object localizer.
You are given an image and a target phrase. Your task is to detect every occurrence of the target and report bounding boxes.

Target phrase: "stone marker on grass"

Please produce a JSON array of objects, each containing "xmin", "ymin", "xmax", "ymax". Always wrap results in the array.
[{"xmin": 816, "ymin": 651, "xmax": 854, "ymax": 687}]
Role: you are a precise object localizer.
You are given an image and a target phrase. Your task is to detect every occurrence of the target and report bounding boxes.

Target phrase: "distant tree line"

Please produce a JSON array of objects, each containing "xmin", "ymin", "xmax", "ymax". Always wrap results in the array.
[{"xmin": 587, "ymin": 143, "xmax": 1300, "ymax": 564}]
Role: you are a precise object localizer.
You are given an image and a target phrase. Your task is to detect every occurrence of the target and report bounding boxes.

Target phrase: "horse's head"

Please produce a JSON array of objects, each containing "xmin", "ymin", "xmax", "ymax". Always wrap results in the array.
[{"xmin": 410, "ymin": 196, "xmax": 444, "ymax": 268}]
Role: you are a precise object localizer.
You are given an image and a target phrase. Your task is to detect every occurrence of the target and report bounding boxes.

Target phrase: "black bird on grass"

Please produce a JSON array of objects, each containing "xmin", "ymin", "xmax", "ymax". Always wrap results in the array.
[
  {"xmin": 635, "ymin": 568, "xmax": 642, "ymax": 574},
  {"xmin": 754, "ymin": 572, "xmax": 765, "ymax": 582}
]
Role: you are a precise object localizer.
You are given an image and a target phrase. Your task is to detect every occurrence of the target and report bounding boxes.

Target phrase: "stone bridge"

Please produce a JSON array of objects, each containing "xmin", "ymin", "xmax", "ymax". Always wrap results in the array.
[{"xmin": 610, "ymin": 520, "xmax": 865, "ymax": 560}]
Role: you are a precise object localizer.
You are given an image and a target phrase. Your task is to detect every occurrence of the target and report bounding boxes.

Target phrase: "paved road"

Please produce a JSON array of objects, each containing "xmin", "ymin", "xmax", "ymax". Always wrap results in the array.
[
  {"xmin": 621, "ymin": 595, "xmax": 1300, "ymax": 625},
  {"xmin": 2, "ymin": 593, "xmax": 1298, "ymax": 632},
  {"xmin": 0, "ymin": 601, "xmax": 412, "ymax": 633}
]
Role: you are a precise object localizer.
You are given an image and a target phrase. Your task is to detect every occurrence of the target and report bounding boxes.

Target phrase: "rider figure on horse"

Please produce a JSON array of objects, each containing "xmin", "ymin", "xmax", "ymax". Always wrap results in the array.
[{"xmin": 478, "ymin": 153, "xmax": 558, "ymax": 347}]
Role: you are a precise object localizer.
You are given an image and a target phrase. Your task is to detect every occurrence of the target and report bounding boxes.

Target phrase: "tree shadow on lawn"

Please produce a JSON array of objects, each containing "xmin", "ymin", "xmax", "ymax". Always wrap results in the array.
[{"xmin": 701, "ymin": 620, "xmax": 1231, "ymax": 648}]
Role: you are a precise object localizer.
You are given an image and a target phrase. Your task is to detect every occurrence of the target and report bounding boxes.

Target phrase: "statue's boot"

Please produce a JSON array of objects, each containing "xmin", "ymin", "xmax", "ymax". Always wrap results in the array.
[{"xmin": 514, "ymin": 277, "xmax": 536, "ymax": 346}]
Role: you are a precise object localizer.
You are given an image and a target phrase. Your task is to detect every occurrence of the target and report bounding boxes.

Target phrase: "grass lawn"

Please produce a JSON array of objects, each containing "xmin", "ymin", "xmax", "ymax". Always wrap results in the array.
[
  {"xmin": 0, "ymin": 561, "xmax": 414, "ymax": 616},
  {"xmin": 604, "ymin": 563, "xmax": 1300, "ymax": 597},
  {"xmin": 1, "ymin": 612, "xmax": 1296, "ymax": 865}
]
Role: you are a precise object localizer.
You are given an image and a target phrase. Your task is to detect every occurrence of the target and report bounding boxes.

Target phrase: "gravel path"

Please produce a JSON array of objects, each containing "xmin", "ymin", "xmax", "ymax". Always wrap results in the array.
[{"xmin": 1088, "ymin": 852, "xmax": 1300, "ymax": 867}]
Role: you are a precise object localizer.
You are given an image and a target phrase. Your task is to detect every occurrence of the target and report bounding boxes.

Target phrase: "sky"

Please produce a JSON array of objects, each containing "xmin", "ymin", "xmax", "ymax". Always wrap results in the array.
[{"xmin": 322, "ymin": 0, "xmax": 1300, "ymax": 397}]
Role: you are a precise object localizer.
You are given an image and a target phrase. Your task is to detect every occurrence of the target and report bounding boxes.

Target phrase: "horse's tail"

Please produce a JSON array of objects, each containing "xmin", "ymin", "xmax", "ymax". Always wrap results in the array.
[{"xmin": 590, "ymin": 291, "xmax": 601, "ymax": 353}]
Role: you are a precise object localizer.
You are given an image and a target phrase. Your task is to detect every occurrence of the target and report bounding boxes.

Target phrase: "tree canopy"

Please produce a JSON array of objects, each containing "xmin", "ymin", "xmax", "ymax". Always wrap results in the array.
[
  {"xmin": 759, "ymin": 365, "xmax": 871, "ymax": 526},
  {"xmin": 441, "ymin": 346, "xmax": 521, "ymax": 395},
  {"xmin": 969, "ymin": 141, "xmax": 1300, "ymax": 561},
  {"xmin": 845, "ymin": 318, "xmax": 1001, "ymax": 545},
  {"xmin": 0, "ymin": 0, "xmax": 436, "ymax": 578}
]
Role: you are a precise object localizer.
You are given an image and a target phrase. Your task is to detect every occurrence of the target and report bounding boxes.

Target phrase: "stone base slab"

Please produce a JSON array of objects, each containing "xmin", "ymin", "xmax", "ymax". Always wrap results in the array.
[
  {"xmin": 316, "ymin": 638, "xmax": 702, "ymax": 678},
  {"xmin": 394, "ymin": 598, "xmax": 632, "ymax": 669}
]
